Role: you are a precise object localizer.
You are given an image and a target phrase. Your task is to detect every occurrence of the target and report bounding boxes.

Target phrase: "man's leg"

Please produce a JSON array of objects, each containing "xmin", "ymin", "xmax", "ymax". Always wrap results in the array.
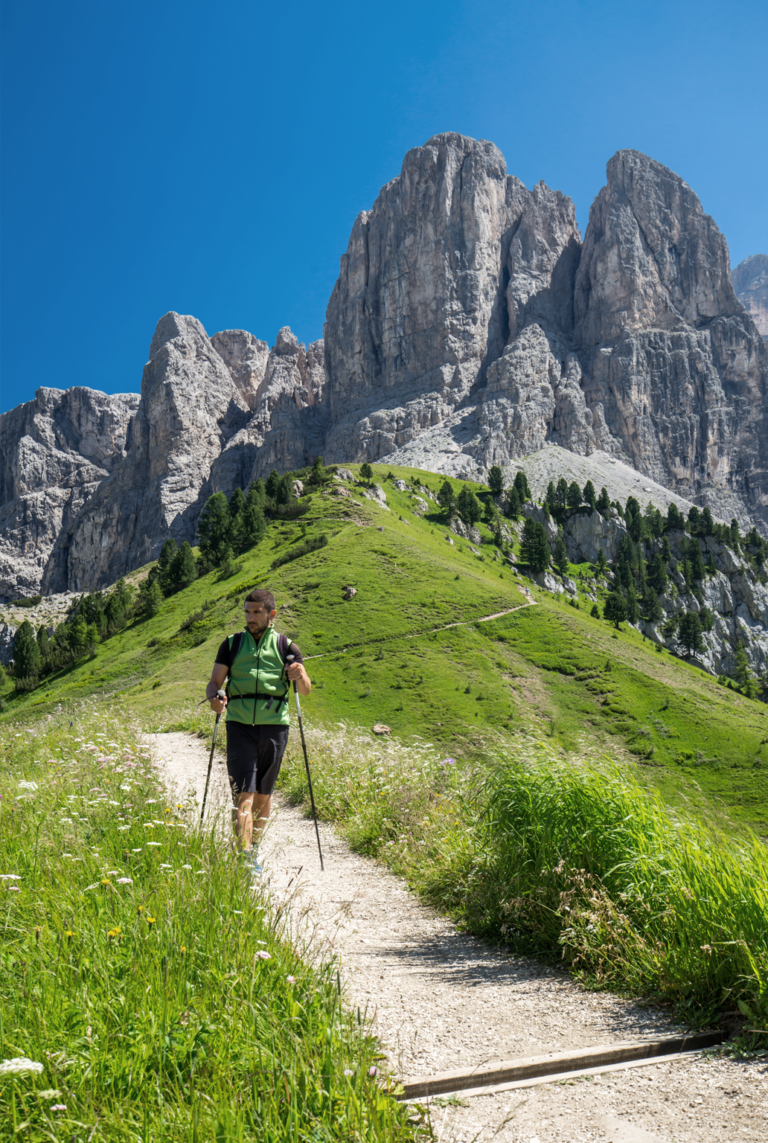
[
  {"xmin": 235, "ymin": 791, "xmax": 255, "ymax": 850},
  {"xmin": 252, "ymin": 793, "xmax": 271, "ymax": 845}
]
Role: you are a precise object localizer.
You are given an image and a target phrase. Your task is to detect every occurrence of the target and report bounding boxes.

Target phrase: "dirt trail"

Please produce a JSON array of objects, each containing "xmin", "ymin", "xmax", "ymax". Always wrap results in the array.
[
  {"xmin": 150, "ymin": 732, "xmax": 768, "ymax": 1143},
  {"xmin": 304, "ymin": 592, "xmax": 535, "ymax": 660}
]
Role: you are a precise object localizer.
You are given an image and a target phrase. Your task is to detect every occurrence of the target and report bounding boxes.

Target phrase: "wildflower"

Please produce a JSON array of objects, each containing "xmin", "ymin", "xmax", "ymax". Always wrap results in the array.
[
  {"xmin": 137, "ymin": 905, "xmax": 144, "ymax": 914},
  {"xmin": 146, "ymin": 916, "xmax": 156, "ymax": 926},
  {"xmin": 145, "ymin": 798, "xmax": 157, "ymax": 804},
  {"xmin": 37, "ymin": 1089, "xmax": 61, "ymax": 1099},
  {"xmin": 159, "ymin": 863, "xmax": 172, "ymax": 869},
  {"xmin": 0, "ymin": 874, "xmax": 20, "ymax": 880},
  {"xmin": 83, "ymin": 884, "xmax": 98, "ymax": 892},
  {"xmin": 165, "ymin": 808, "xmax": 172, "ymax": 814},
  {"xmin": 107, "ymin": 927, "xmax": 122, "ymax": 939},
  {"xmin": 8, "ymin": 886, "xmax": 20, "ymax": 892},
  {"xmin": 64, "ymin": 931, "xmax": 75, "ymax": 940},
  {"xmin": 369, "ymin": 1066, "xmax": 379, "ymax": 1077},
  {"xmin": 343, "ymin": 1068, "xmax": 353, "ymax": 1076},
  {"xmin": 287, "ymin": 975, "xmax": 296, "ymax": 984},
  {"xmin": 105, "ymin": 870, "xmax": 118, "ymax": 876},
  {"xmin": 180, "ymin": 945, "xmax": 187, "ymax": 953},
  {"xmin": 50, "ymin": 1104, "xmax": 67, "ymax": 1112},
  {"xmin": 181, "ymin": 864, "xmax": 192, "ymax": 870},
  {"xmin": 117, "ymin": 826, "xmax": 130, "ymax": 831},
  {"xmin": 132, "ymin": 848, "xmax": 142, "ymax": 853},
  {"xmin": 59, "ymin": 818, "xmax": 73, "ymax": 824},
  {"xmin": 256, "ymin": 950, "xmax": 271, "ymax": 960},
  {"xmin": 146, "ymin": 842, "xmax": 161, "ymax": 848},
  {"xmin": 101, "ymin": 878, "xmax": 112, "ymax": 886},
  {"xmin": 0, "ymin": 1057, "xmax": 44, "ymax": 1076},
  {"xmin": 116, "ymin": 877, "xmax": 133, "ymax": 885},
  {"xmin": 120, "ymin": 784, "xmax": 132, "ymax": 791},
  {"xmin": 35, "ymin": 926, "xmax": 41, "ymax": 941},
  {"xmin": 18, "ymin": 780, "xmax": 38, "ymax": 790},
  {"xmin": 700, "ymin": 944, "xmax": 714, "ymax": 954}
]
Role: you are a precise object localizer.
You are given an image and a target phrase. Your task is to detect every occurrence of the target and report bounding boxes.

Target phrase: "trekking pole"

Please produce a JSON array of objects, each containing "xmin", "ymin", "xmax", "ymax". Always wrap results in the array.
[
  {"xmin": 287, "ymin": 655, "xmax": 324, "ymax": 871},
  {"xmin": 200, "ymin": 689, "xmax": 226, "ymax": 823}
]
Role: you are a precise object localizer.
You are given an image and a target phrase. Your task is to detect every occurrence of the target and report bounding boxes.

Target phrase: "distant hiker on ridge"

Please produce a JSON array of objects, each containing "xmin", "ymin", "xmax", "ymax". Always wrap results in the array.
[{"xmin": 205, "ymin": 588, "xmax": 310, "ymax": 874}]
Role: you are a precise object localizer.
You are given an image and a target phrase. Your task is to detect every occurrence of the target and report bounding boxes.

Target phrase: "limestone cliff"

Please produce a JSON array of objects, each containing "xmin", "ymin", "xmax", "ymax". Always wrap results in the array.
[{"xmin": 0, "ymin": 387, "xmax": 139, "ymax": 598}]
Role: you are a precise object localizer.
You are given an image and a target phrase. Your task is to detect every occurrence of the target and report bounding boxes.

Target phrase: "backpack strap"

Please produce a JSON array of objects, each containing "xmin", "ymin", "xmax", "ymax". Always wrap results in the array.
[{"xmin": 224, "ymin": 630, "xmax": 244, "ymax": 699}]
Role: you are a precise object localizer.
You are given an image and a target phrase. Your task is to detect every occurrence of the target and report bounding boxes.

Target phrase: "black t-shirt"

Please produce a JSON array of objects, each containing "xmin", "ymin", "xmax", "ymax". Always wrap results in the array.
[{"xmin": 214, "ymin": 631, "xmax": 304, "ymax": 669}]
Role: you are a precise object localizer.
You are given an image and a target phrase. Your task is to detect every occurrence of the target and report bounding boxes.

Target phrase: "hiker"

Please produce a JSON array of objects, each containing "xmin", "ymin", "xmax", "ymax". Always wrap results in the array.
[{"xmin": 205, "ymin": 588, "xmax": 310, "ymax": 870}]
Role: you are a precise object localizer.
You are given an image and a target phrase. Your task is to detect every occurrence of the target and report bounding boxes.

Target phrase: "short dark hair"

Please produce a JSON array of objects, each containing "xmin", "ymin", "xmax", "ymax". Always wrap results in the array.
[{"xmin": 244, "ymin": 588, "xmax": 276, "ymax": 611}]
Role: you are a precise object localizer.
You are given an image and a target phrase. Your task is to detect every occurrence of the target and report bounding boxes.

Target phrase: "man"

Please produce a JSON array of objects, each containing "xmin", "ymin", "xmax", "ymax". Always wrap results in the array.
[{"xmin": 206, "ymin": 588, "xmax": 310, "ymax": 868}]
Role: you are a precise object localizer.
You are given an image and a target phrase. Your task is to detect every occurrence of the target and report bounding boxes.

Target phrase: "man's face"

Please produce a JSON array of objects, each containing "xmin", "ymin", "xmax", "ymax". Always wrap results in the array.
[{"xmin": 244, "ymin": 602, "xmax": 276, "ymax": 636}]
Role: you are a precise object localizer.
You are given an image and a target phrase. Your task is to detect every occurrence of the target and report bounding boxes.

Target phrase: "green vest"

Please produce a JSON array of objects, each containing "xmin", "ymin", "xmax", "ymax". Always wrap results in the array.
[{"xmin": 225, "ymin": 627, "xmax": 291, "ymax": 727}]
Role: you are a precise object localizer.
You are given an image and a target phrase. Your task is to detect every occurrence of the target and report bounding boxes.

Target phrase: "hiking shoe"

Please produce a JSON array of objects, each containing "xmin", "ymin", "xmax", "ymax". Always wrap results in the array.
[{"xmin": 241, "ymin": 849, "xmax": 262, "ymax": 877}]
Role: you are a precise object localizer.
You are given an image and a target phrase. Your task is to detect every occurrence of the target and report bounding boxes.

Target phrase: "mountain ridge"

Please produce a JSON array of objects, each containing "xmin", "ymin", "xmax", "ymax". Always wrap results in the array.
[{"xmin": 1, "ymin": 134, "xmax": 767, "ymax": 600}]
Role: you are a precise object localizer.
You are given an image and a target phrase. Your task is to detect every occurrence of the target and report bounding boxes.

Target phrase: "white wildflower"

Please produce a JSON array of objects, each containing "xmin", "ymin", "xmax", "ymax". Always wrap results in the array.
[
  {"xmin": 146, "ymin": 842, "xmax": 161, "ymax": 848},
  {"xmin": 18, "ymin": 780, "xmax": 38, "ymax": 790},
  {"xmin": 116, "ymin": 877, "xmax": 133, "ymax": 885},
  {"xmin": 0, "ymin": 1057, "xmax": 44, "ymax": 1075},
  {"xmin": 145, "ymin": 799, "xmax": 157, "ymax": 804}
]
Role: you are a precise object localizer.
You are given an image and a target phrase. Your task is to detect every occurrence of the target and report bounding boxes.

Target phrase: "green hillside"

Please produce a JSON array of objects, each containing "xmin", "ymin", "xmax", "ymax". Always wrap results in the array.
[{"xmin": 4, "ymin": 463, "xmax": 768, "ymax": 831}]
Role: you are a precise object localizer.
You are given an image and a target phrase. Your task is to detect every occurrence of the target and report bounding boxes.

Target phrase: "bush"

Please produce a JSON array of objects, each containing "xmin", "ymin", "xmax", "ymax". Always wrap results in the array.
[{"xmin": 13, "ymin": 595, "xmax": 42, "ymax": 609}]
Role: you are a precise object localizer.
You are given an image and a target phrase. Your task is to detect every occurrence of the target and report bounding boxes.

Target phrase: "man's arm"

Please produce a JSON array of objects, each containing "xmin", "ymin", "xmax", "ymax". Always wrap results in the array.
[{"xmin": 207, "ymin": 662, "xmax": 229, "ymax": 712}]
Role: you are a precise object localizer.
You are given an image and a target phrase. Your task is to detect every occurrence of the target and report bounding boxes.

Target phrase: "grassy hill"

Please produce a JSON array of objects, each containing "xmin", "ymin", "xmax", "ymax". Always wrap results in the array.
[{"xmin": 4, "ymin": 463, "xmax": 768, "ymax": 832}]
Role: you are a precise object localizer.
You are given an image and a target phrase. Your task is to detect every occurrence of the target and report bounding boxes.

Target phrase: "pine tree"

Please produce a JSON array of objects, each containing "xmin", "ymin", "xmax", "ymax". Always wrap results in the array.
[
  {"xmin": 104, "ymin": 591, "xmax": 126, "ymax": 634},
  {"xmin": 457, "ymin": 486, "xmax": 482, "ymax": 525},
  {"xmin": 12, "ymin": 620, "xmax": 41, "ymax": 679},
  {"xmin": 603, "ymin": 592, "xmax": 627, "ymax": 628},
  {"xmin": 360, "ymin": 462, "xmax": 374, "ymax": 485},
  {"xmin": 307, "ymin": 456, "xmax": 326, "ymax": 487},
  {"xmin": 240, "ymin": 486, "xmax": 267, "ymax": 551},
  {"xmin": 678, "ymin": 612, "xmax": 704, "ymax": 658},
  {"xmin": 590, "ymin": 603, "xmax": 600, "ymax": 618},
  {"xmin": 157, "ymin": 538, "xmax": 178, "ymax": 592},
  {"xmin": 688, "ymin": 506, "xmax": 701, "ymax": 532},
  {"xmin": 169, "ymin": 541, "xmax": 197, "ymax": 590},
  {"xmin": 595, "ymin": 547, "xmax": 608, "ymax": 576},
  {"xmin": 701, "ymin": 507, "xmax": 714, "ymax": 536},
  {"xmin": 555, "ymin": 477, "xmax": 568, "ymax": 507},
  {"xmin": 596, "ymin": 486, "xmax": 610, "ymax": 512},
  {"xmin": 626, "ymin": 582, "xmax": 639, "ymax": 623},
  {"xmin": 690, "ymin": 541, "xmax": 705, "ymax": 583},
  {"xmin": 642, "ymin": 586, "xmax": 663, "ymax": 623},
  {"xmin": 730, "ymin": 518, "xmax": 741, "ymax": 549},
  {"xmin": 265, "ymin": 470, "xmax": 281, "ymax": 500},
  {"xmin": 248, "ymin": 478, "xmax": 267, "ymax": 509},
  {"xmin": 520, "ymin": 518, "xmax": 551, "ymax": 573},
  {"xmin": 143, "ymin": 578, "xmax": 163, "ymax": 617},
  {"xmin": 661, "ymin": 536, "xmax": 672, "ymax": 562},
  {"xmin": 545, "ymin": 480, "xmax": 556, "ymax": 507},
  {"xmin": 488, "ymin": 465, "xmax": 504, "ymax": 496},
  {"xmin": 583, "ymin": 480, "xmax": 596, "ymax": 510},
  {"xmin": 666, "ymin": 503, "xmax": 685, "ymax": 531},
  {"xmin": 706, "ymin": 551, "xmax": 716, "ymax": 577},
  {"xmin": 437, "ymin": 480, "xmax": 455, "ymax": 517},
  {"xmin": 566, "ymin": 481, "xmax": 582, "ymax": 509},
  {"xmin": 513, "ymin": 470, "xmax": 531, "ymax": 502},
  {"xmin": 552, "ymin": 534, "xmax": 569, "ymax": 578},
  {"xmin": 734, "ymin": 640, "xmax": 753, "ymax": 692},
  {"xmin": 197, "ymin": 492, "xmax": 232, "ymax": 565},
  {"xmin": 504, "ymin": 486, "xmax": 521, "ymax": 518}
]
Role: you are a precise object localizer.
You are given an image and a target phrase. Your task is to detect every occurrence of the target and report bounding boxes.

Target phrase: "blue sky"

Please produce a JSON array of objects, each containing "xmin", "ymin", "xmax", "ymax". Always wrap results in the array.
[{"xmin": 1, "ymin": 0, "xmax": 766, "ymax": 413}]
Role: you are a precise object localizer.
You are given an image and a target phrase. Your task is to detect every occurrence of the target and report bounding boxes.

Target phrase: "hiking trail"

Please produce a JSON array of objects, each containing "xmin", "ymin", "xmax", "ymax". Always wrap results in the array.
[{"xmin": 150, "ymin": 731, "xmax": 767, "ymax": 1143}]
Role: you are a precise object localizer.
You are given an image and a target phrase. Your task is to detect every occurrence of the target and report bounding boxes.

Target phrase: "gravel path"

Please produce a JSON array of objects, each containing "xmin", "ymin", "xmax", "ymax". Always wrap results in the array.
[{"xmin": 149, "ymin": 731, "xmax": 768, "ymax": 1143}]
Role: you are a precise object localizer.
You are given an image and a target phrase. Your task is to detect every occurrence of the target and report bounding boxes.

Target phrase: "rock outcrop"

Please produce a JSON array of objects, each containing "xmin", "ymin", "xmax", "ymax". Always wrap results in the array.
[
  {"xmin": 0, "ymin": 387, "xmax": 139, "ymax": 599},
  {"xmin": 734, "ymin": 254, "xmax": 768, "ymax": 339}
]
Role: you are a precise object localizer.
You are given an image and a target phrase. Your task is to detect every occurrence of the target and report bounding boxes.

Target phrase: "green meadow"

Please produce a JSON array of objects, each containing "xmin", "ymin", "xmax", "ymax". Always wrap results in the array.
[{"xmin": 5, "ymin": 463, "xmax": 768, "ymax": 832}]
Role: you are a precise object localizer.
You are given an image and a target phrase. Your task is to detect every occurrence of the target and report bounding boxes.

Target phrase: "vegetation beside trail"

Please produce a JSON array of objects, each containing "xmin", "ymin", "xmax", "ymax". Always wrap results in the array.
[
  {"xmin": 279, "ymin": 720, "xmax": 768, "ymax": 1038},
  {"xmin": 0, "ymin": 712, "xmax": 426, "ymax": 1141}
]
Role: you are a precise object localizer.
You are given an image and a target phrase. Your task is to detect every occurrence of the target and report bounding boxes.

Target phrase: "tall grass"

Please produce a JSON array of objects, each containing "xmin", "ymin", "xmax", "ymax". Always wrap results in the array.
[
  {"xmin": 0, "ymin": 710, "xmax": 427, "ymax": 1141},
  {"xmin": 280, "ymin": 722, "xmax": 768, "ymax": 1036}
]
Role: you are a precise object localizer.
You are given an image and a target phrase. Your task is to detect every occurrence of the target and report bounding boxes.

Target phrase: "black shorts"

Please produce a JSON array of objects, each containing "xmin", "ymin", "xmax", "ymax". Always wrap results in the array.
[{"xmin": 225, "ymin": 721, "xmax": 289, "ymax": 796}]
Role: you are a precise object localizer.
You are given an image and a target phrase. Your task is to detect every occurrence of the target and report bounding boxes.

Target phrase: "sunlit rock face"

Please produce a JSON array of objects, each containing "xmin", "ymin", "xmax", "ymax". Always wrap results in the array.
[{"xmin": 734, "ymin": 254, "xmax": 768, "ymax": 340}]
